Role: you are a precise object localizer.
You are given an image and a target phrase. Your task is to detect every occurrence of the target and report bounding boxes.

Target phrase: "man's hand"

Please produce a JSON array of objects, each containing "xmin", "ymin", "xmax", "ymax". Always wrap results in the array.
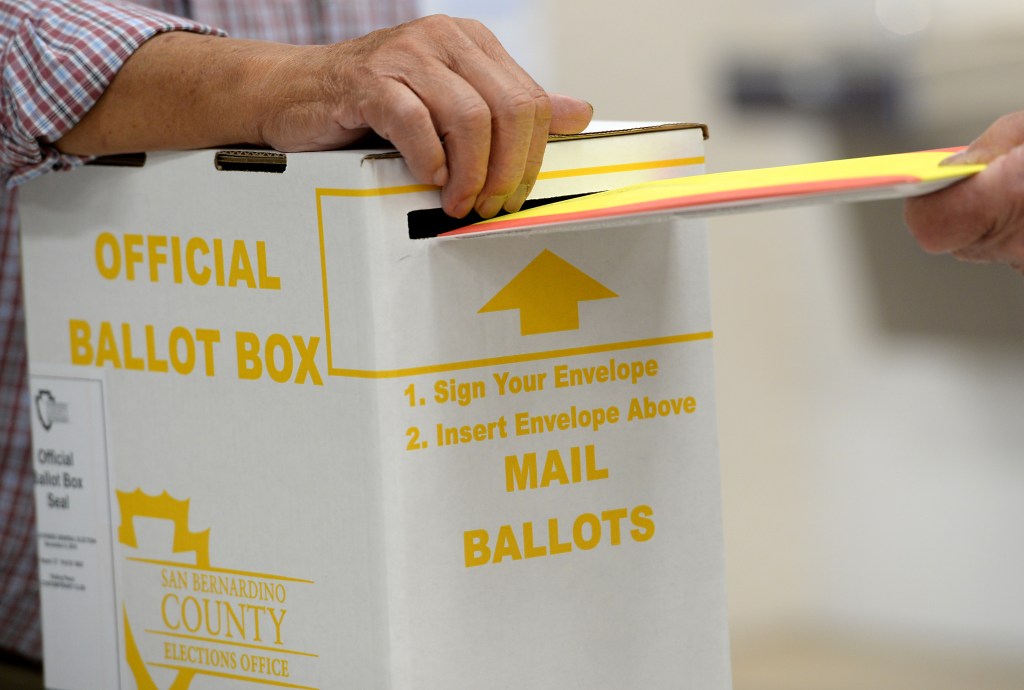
[
  {"xmin": 57, "ymin": 15, "xmax": 593, "ymax": 219},
  {"xmin": 904, "ymin": 111, "xmax": 1024, "ymax": 273}
]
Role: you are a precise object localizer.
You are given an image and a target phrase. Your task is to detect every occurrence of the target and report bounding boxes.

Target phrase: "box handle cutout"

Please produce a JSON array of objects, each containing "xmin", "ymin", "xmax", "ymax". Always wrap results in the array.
[
  {"xmin": 88, "ymin": 153, "xmax": 147, "ymax": 167},
  {"xmin": 214, "ymin": 150, "xmax": 287, "ymax": 173},
  {"xmin": 407, "ymin": 192, "xmax": 598, "ymax": 239}
]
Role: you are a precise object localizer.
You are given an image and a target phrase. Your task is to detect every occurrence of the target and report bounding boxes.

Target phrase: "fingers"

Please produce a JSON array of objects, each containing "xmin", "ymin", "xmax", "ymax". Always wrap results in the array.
[
  {"xmin": 454, "ymin": 26, "xmax": 591, "ymax": 215},
  {"xmin": 455, "ymin": 19, "xmax": 553, "ymax": 215},
  {"xmin": 380, "ymin": 16, "xmax": 591, "ymax": 218},
  {"xmin": 433, "ymin": 20, "xmax": 544, "ymax": 217},
  {"xmin": 456, "ymin": 20, "xmax": 593, "ymax": 212},
  {"xmin": 903, "ymin": 174, "xmax": 992, "ymax": 255},
  {"xmin": 286, "ymin": 15, "xmax": 592, "ymax": 219},
  {"xmin": 943, "ymin": 111, "xmax": 1024, "ymax": 166},
  {"xmin": 905, "ymin": 144, "xmax": 1024, "ymax": 265},
  {"xmin": 906, "ymin": 108, "xmax": 1024, "ymax": 269},
  {"xmin": 367, "ymin": 79, "xmax": 450, "ymax": 188}
]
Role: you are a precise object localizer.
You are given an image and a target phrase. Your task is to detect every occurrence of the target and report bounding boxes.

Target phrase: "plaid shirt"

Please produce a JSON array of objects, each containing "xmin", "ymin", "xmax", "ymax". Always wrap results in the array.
[{"xmin": 0, "ymin": 0, "xmax": 415, "ymax": 661}]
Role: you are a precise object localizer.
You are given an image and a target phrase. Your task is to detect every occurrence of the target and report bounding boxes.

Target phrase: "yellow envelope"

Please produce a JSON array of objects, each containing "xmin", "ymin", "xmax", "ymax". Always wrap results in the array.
[{"xmin": 445, "ymin": 148, "xmax": 985, "ymax": 238}]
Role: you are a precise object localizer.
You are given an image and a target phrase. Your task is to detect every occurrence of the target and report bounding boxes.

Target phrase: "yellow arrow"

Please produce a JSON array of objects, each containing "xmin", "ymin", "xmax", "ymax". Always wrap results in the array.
[{"xmin": 479, "ymin": 250, "xmax": 618, "ymax": 335}]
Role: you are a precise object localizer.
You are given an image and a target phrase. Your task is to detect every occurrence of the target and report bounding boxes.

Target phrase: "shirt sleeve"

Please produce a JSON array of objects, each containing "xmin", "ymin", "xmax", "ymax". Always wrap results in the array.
[{"xmin": 0, "ymin": 0, "xmax": 224, "ymax": 187}]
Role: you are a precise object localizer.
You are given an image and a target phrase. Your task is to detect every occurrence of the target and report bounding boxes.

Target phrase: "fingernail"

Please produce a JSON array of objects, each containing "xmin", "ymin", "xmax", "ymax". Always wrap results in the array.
[
  {"xmin": 450, "ymin": 196, "xmax": 474, "ymax": 219},
  {"xmin": 504, "ymin": 184, "xmax": 531, "ymax": 213},
  {"xmin": 476, "ymin": 195, "xmax": 505, "ymax": 219},
  {"xmin": 941, "ymin": 148, "xmax": 984, "ymax": 166},
  {"xmin": 433, "ymin": 165, "xmax": 449, "ymax": 187}
]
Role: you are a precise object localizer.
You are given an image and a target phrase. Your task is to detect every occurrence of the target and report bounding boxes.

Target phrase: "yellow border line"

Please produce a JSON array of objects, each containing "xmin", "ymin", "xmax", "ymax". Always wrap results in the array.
[
  {"xmin": 315, "ymin": 155, "xmax": 707, "ymax": 377},
  {"xmin": 313, "ymin": 157, "xmax": 704, "ymax": 199},
  {"xmin": 126, "ymin": 557, "xmax": 315, "ymax": 584},
  {"xmin": 316, "ymin": 183, "xmax": 437, "ymax": 198},
  {"xmin": 147, "ymin": 663, "xmax": 318, "ymax": 690},
  {"xmin": 537, "ymin": 156, "xmax": 704, "ymax": 180},
  {"xmin": 145, "ymin": 630, "xmax": 319, "ymax": 658},
  {"xmin": 326, "ymin": 331, "xmax": 714, "ymax": 379},
  {"xmin": 315, "ymin": 191, "xmax": 336, "ymax": 381}
]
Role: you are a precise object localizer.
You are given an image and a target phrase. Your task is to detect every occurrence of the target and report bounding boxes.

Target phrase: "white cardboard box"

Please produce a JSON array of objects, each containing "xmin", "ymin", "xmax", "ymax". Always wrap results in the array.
[{"xmin": 20, "ymin": 124, "xmax": 731, "ymax": 690}]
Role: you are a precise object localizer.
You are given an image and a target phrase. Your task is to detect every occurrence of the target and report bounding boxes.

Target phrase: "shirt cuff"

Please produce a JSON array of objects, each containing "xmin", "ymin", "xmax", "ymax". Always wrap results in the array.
[{"xmin": 1, "ymin": 0, "xmax": 225, "ymax": 187}]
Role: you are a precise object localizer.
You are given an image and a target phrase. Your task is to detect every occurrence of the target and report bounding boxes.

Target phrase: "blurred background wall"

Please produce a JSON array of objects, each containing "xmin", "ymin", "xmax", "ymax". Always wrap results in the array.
[{"xmin": 426, "ymin": 1, "xmax": 1024, "ymax": 686}]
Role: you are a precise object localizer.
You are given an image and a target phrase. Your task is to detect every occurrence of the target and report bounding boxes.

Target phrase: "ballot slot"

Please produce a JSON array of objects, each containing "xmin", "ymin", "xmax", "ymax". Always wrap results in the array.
[
  {"xmin": 213, "ymin": 150, "xmax": 288, "ymax": 173},
  {"xmin": 407, "ymin": 192, "xmax": 600, "ymax": 239}
]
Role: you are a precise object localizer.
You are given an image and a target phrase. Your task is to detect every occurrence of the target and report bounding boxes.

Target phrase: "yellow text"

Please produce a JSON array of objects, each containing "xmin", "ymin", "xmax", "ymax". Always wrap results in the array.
[
  {"xmin": 505, "ymin": 444, "xmax": 608, "ymax": 493},
  {"xmin": 94, "ymin": 232, "xmax": 280, "ymax": 289},
  {"xmin": 464, "ymin": 505, "xmax": 655, "ymax": 568},
  {"xmin": 69, "ymin": 319, "xmax": 219, "ymax": 376}
]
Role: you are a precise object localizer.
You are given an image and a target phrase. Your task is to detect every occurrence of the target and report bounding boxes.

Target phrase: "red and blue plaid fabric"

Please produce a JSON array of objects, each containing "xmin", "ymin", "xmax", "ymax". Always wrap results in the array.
[
  {"xmin": 0, "ymin": 0, "xmax": 415, "ymax": 661},
  {"xmin": 0, "ymin": 187, "xmax": 37, "ymax": 659}
]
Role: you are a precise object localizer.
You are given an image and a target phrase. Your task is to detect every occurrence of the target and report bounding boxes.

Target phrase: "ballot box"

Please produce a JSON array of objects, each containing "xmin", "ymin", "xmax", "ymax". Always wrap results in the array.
[{"xmin": 19, "ymin": 123, "xmax": 731, "ymax": 690}]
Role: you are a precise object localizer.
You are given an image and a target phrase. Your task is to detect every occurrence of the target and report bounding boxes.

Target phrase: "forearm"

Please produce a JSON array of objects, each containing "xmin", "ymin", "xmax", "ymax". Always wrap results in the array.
[
  {"xmin": 0, "ymin": 0, "xmax": 220, "ymax": 185},
  {"xmin": 48, "ymin": 14, "xmax": 593, "ymax": 219},
  {"xmin": 56, "ymin": 32, "xmax": 303, "ymax": 155}
]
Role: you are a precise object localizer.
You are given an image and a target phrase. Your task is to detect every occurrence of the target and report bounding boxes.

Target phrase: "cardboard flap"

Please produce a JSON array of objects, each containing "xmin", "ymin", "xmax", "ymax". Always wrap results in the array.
[
  {"xmin": 361, "ymin": 122, "xmax": 709, "ymax": 164},
  {"xmin": 551, "ymin": 122, "xmax": 709, "ymax": 142},
  {"xmin": 214, "ymin": 150, "xmax": 288, "ymax": 172}
]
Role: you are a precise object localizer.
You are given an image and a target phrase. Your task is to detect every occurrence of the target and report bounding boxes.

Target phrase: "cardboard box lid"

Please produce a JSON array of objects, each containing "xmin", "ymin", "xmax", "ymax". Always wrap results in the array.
[{"xmin": 357, "ymin": 122, "xmax": 709, "ymax": 164}]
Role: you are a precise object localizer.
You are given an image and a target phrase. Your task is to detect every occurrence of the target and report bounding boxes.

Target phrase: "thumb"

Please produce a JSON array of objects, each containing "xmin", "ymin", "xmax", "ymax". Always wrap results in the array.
[{"xmin": 943, "ymin": 111, "xmax": 1024, "ymax": 166}]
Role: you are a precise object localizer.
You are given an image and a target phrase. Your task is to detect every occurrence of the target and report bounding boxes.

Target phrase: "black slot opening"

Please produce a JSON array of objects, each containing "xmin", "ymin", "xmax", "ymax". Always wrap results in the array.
[
  {"xmin": 407, "ymin": 192, "xmax": 598, "ymax": 239},
  {"xmin": 214, "ymin": 151, "xmax": 287, "ymax": 173},
  {"xmin": 88, "ymin": 153, "xmax": 147, "ymax": 167}
]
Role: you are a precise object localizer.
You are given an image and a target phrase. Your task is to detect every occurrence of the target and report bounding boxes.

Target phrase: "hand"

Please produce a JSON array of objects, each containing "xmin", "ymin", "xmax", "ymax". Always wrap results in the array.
[
  {"xmin": 260, "ymin": 15, "xmax": 593, "ymax": 218},
  {"xmin": 904, "ymin": 111, "xmax": 1024, "ymax": 273},
  {"xmin": 57, "ymin": 16, "xmax": 593, "ymax": 219}
]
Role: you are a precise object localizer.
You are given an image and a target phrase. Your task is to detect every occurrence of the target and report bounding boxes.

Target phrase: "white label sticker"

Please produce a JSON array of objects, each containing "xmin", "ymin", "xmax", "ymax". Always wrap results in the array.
[{"xmin": 30, "ymin": 376, "xmax": 119, "ymax": 690}]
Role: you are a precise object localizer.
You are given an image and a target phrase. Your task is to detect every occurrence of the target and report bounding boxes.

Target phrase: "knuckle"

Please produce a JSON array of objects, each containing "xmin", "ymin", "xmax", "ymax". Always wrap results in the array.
[
  {"xmin": 428, "ymin": 13, "xmax": 456, "ymax": 25},
  {"xmin": 388, "ymin": 98, "xmax": 428, "ymax": 130},
  {"xmin": 455, "ymin": 17, "xmax": 487, "ymax": 34},
  {"xmin": 368, "ymin": 92, "xmax": 428, "ymax": 142},
  {"xmin": 531, "ymin": 88, "xmax": 552, "ymax": 119},
  {"xmin": 502, "ymin": 87, "xmax": 542, "ymax": 116},
  {"xmin": 451, "ymin": 98, "xmax": 491, "ymax": 132},
  {"xmin": 417, "ymin": 13, "xmax": 458, "ymax": 34}
]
